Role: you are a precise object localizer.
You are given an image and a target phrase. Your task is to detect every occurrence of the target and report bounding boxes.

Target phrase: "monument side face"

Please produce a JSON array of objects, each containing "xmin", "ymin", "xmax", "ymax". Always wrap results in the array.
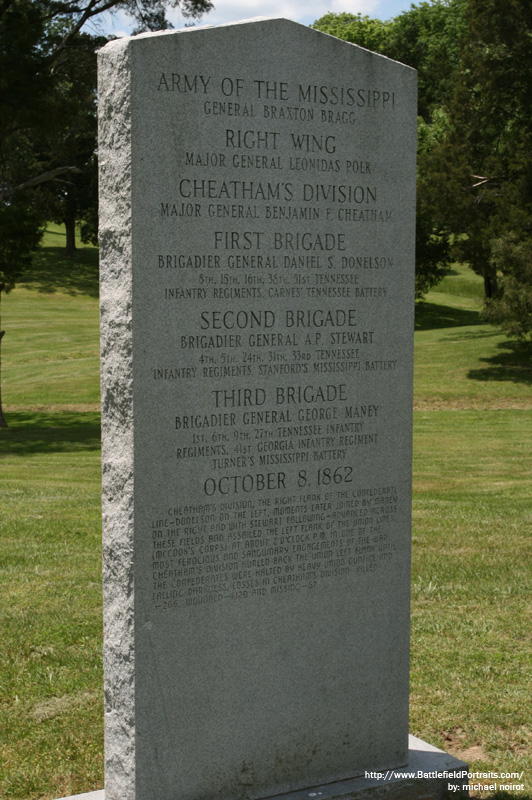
[
  {"xmin": 98, "ymin": 38, "xmax": 136, "ymax": 800},
  {"xmin": 98, "ymin": 19, "xmax": 417, "ymax": 800}
]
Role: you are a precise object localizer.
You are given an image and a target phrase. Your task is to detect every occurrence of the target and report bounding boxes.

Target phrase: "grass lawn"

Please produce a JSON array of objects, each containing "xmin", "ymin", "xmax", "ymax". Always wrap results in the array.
[
  {"xmin": 0, "ymin": 412, "xmax": 103, "ymax": 799},
  {"xmin": 1, "ymin": 225, "xmax": 100, "ymax": 411},
  {"xmin": 412, "ymin": 264, "xmax": 532, "ymax": 798},
  {"xmin": 1, "ymin": 237, "xmax": 531, "ymax": 799},
  {"xmin": 1, "ymin": 227, "xmax": 103, "ymax": 798}
]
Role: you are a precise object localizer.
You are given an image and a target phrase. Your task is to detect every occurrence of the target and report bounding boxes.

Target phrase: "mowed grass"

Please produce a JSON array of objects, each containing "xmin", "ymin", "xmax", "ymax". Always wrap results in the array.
[
  {"xmin": 1, "ymin": 239, "xmax": 531, "ymax": 799},
  {"xmin": 0, "ymin": 413, "xmax": 103, "ymax": 799},
  {"xmin": 411, "ymin": 410, "xmax": 532, "ymax": 796},
  {"xmin": 2, "ymin": 224, "xmax": 100, "ymax": 410},
  {"xmin": 412, "ymin": 264, "xmax": 532, "ymax": 798},
  {"xmin": 415, "ymin": 264, "xmax": 532, "ymax": 410},
  {"xmin": 1, "ymin": 227, "xmax": 103, "ymax": 798}
]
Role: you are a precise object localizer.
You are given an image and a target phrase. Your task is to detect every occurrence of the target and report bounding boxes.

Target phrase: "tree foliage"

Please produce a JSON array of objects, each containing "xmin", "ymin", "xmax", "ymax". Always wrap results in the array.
[
  {"xmin": 316, "ymin": 0, "xmax": 532, "ymax": 335},
  {"xmin": 313, "ymin": 2, "xmax": 467, "ymax": 299},
  {"xmin": 422, "ymin": 0, "xmax": 532, "ymax": 333},
  {"xmin": 36, "ymin": 32, "xmax": 105, "ymax": 255},
  {"xmin": 0, "ymin": 0, "xmax": 213, "ymax": 424},
  {"xmin": 484, "ymin": 236, "xmax": 532, "ymax": 338},
  {"xmin": 383, "ymin": 0, "xmax": 467, "ymax": 122},
  {"xmin": 311, "ymin": 12, "xmax": 390, "ymax": 53},
  {"xmin": 0, "ymin": 0, "xmax": 213, "ymax": 203},
  {"xmin": 0, "ymin": 196, "xmax": 44, "ymax": 425},
  {"xmin": 313, "ymin": 2, "xmax": 467, "ymax": 124}
]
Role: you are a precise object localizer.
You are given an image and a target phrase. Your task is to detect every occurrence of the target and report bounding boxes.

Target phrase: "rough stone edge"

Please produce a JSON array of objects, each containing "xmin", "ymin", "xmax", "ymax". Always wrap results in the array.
[
  {"xmin": 98, "ymin": 36, "xmax": 135, "ymax": 800},
  {"xmin": 51, "ymin": 735, "xmax": 469, "ymax": 800},
  {"xmin": 102, "ymin": 17, "xmax": 416, "ymax": 74}
]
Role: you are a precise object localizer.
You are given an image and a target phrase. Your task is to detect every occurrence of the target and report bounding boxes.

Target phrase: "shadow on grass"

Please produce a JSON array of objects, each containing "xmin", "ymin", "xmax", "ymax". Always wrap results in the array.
[
  {"xmin": 20, "ymin": 231, "xmax": 99, "ymax": 298},
  {"xmin": 468, "ymin": 340, "xmax": 532, "ymax": 386},
  {"xmin": 415, "ymin": 301, "xmax": 481, "ymax": 331},
  {"xmin": 0, "ymin": 412, "xmax": 101, "ymax": 455}
]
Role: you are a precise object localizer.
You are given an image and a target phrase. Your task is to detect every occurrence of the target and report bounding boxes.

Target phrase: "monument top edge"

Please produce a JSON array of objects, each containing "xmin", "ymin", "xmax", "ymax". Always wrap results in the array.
[
  {"xmin": 98, "ymin": 17, "xmax": 417, "ymax": 72},
  {"xmin": 99, "ymin": 17, "xmax": 300, "ymax": 51}
]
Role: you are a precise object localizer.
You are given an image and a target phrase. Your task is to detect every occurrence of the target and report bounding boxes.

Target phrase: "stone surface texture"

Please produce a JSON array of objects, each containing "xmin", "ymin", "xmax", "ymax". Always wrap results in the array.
[
  {"xmin": 98, "ymin": 37, "xmax": 136, "ymax": 800},
  {"xmin": 52, "ymin": 736, "xmax": 470, "ymax": 799},
  {"xmin": 98, "ymin": 18, "xmax": 417, "ymax": 800}
]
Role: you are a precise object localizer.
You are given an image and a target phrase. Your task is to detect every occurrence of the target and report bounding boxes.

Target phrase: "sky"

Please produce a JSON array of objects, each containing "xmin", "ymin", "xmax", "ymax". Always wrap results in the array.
[{"xmin": 100, "ymin": 0, "xmax": 415, "ymax": 39}]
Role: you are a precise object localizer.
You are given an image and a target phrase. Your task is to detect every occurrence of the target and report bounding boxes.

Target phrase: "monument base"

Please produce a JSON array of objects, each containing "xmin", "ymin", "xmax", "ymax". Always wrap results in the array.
[{"xmin": 53, "ymin": 735, "xmax": 469, "ymax": 800}]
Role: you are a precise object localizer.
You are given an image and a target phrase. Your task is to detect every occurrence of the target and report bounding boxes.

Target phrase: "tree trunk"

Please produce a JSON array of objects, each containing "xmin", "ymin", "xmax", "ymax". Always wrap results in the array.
[
  {"xmin": 0, "ymin": 291, "xmax": 7, "ymax": 428},
  {"xmin": 483, "ymin": 271, "xmax": 498, "ymax": 299},
  {"xmin": 64, "ymin": 215, "xmax": 77, "ymax": 257}
]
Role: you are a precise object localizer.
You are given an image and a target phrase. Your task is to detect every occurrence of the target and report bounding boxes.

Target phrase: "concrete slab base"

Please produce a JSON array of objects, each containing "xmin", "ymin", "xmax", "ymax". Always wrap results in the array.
[{"xmin": 54, "ymin": 734, "xmax": 469, "ymax": 800}]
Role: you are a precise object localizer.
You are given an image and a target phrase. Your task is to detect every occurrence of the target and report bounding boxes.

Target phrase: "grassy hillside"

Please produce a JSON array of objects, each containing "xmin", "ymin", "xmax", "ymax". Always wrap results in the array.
[
  {"xmin": 411, "ymin": 263, "xmax": 532, "ymax": 797},
  {"xmin": 1, "ymin": 226, "xmax": 103, "ymax": 797},
  {"xmin": 415, "ymin": 263, "xmax": 531, "ymax": 409},
  {"xmin": 0, "ymin": 233, "xmax": 531, "ymax": 799},
  {"xmin": 2, "ymin": 225, "xmax": 100, "ymax": 410}
]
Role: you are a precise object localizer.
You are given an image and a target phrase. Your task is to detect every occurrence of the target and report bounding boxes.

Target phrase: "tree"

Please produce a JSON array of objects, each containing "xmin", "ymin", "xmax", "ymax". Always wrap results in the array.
[
  {"xmin": 313, "ymin": 2, "xmax": 467, "ymax": 124},
  {"xmin": 1, "ymin": 0, "xmax": 213, "ymax": 202},
  {"xmin": 0, "ymin": 0, "xmax": 213, "ymax": 425},
  {"xmin": 311, "ymin": 12, "xmax": 390, "ymax": 53},
  {"xmin": 484, "ymin": 236, "xmax": 532, "ymax": 339},
  {"xmin": 0, "ymin": 199, "xmax": 43, "ymax": 426},
  {"xmin": 423, "ymin": 0, "xmax": 532, "ymax": 329},
  {"xmin": 313, "ymin": 3, "xmax": 467, "ymax": 299},
  {"xmin": 37, "ymin": 32, "xmax": 104, "ymax": 257},
  {"xmin": 384, "ymin": 0, "xmax": 467, "ymax": 123}
]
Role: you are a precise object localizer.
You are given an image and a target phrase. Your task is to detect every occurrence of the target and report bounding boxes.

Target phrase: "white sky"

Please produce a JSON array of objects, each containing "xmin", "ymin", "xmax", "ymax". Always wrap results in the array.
[{"xmin": 100, "ymin": 0, "xmax": 415, "ymax": 38}]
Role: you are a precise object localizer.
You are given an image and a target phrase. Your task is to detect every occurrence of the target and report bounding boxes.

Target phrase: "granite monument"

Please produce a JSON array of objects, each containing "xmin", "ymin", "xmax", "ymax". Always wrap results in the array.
[{"xmin": 97, "ymin": 18, "xmax": 434, "ymax": 800}]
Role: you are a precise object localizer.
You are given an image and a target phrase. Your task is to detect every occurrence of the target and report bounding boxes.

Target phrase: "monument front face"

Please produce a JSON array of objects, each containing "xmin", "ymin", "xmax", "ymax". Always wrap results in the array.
[{"xmin": 99, "ymin": 19, "xmax": 417, "ymax": 800}]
